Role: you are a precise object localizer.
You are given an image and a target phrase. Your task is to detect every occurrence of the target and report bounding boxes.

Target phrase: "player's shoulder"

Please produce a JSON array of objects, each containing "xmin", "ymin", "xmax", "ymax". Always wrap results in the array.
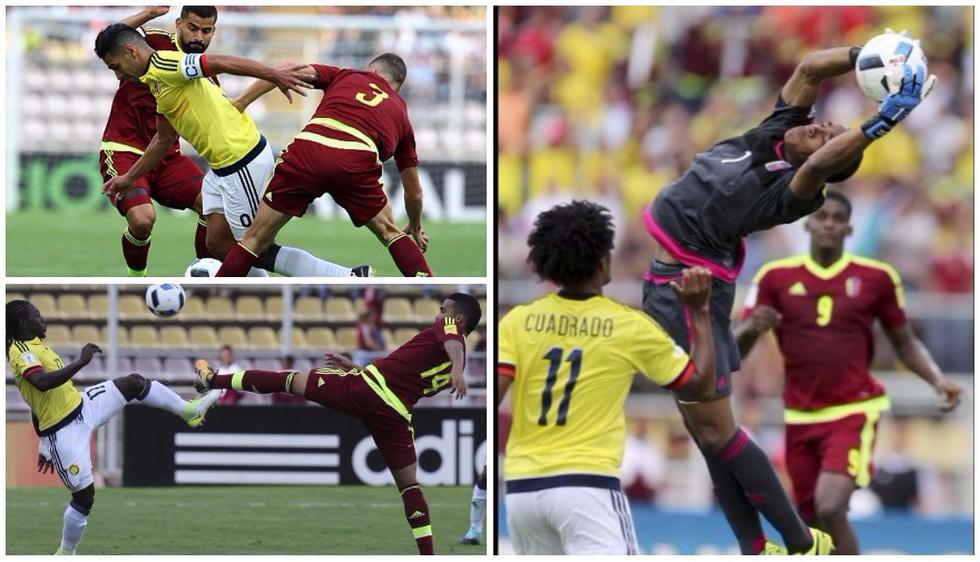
[
  {"xmin": 752, "ymin": 255, "xmax": 808, "ymax": 284},
  {"xmin": 846, "ymin": 254, "xmax": 903, "ymax": 285},
  {"xmin": 148, "ymin": 49, "xmax": 182, "ymax": 69}
]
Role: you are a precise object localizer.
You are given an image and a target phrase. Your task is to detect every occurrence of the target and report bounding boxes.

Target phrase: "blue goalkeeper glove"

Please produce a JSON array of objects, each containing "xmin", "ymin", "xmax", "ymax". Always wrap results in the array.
[{"xmin": 862, "ymin": 63, "xmax": 937, "ymax": 139}]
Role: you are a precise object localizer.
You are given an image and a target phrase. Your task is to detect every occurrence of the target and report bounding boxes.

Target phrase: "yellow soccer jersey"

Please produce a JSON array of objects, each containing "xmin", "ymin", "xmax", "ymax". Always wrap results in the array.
[
  {"xmin": 8, "ymin": 338, "xmax": 81, "ymax": 432},
  {"xmin": 499, "ymin": 292, "xmax": 692, "ymax": 479},
  {"xmin": 140, "ymin": 49, "xmax": 261, "ymax": 169}
]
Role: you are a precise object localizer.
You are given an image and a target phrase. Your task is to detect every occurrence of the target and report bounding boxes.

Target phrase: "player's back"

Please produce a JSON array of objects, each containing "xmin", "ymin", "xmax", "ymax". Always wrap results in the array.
[
  {"xmin": 305, "ymin": 65, "xmax": 415, "ymax": 168},
  {"xmin": 499, "ymin": 292, "xmax": 689, "ymax": 480}
]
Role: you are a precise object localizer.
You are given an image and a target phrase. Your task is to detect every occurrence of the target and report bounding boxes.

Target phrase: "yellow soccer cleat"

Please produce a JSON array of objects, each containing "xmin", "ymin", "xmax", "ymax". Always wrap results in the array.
[
  {"xmin": 54, "ymin": 546, "xmax": 72, "ymax": 555},
  {"xmin": 182, "ymin": 388, "xmax": 223, "ymax": 428},
  {"xmin": 794, "ymin": 528, "xmax": 835, "ymax": 555},
  {"xmin": 762, "ymin": 540, "xmax": 787, "ymax": 555},
  {"xmin": 193, "ymin": 359, "xmax": 216, "ymax": 393}
]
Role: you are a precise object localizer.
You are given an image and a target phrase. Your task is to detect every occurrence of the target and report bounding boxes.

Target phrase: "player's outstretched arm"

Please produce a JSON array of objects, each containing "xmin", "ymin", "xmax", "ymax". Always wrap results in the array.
[
  {"xmin": 444, "ymin": 339, "xmax": 467, "ymax": 399},
  {"xmin": 883, "ymin": 323, "xmax": 963, "ymax": 412},
  {"xmin": 25, "ymin": 344, "xmax": 102, "ymax": 392},
  {"xmin": 118, "ymin": 6, "xmax": 169, "ymax": 29},
  {"xmin": 233, "ymin": 64, "xmax": 318, "ymax": 112},
  {"xmin": 104, "ymin": 116, "xmax": 178, "ymax": 197},
  {"xmin": 781, "ymin": 46, "xmax": 856, "ymax": 107},
  {"xmin": 204, "ymin": 54, "xmax": 312, "ymax": 102},
  {"xmin": 668, "ymin": 267, "xmax": 717, "ymax": 402},
  {"xmin": 400, "ymin": 167, "xmax": 427, "ymax": 251},
  {"xmin": 734, "ymin": 305, "xmax": 781, "ymax": 357},
  {"xmin": 789, "ymin": 128, "xmax": 871, "ymax": 200}
]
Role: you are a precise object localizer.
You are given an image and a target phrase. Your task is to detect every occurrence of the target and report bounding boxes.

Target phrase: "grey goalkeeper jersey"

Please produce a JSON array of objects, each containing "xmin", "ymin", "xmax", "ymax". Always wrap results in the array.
[{"xmin": 643, "ymin": 99, "xmax": 824, "ymax": 283}]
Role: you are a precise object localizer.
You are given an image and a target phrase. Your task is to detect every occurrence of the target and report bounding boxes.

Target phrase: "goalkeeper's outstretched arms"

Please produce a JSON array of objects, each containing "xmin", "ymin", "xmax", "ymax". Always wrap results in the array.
[{"xmin": 780, "ymin": 46, "xmax": 858, "ymax": 107}]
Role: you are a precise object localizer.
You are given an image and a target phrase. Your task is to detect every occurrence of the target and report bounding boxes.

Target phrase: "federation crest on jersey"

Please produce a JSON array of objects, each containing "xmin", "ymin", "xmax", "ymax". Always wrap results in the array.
[
  {"xmin": 22, "ymin": 351, "xmax": 37, "ymax": 364},
  {"xmin": 444, "ymin": 317, "xmax": 458, "ymax": 335},
  {"xmin": 846, "ymin": 277, "xmax": 862, "ymax": 297}
]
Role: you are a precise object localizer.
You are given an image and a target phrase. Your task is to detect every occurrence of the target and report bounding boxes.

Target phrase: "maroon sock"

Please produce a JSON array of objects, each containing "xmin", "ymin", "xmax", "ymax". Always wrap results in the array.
[
  {"xmin": 387, "ymin": 235, "xmax": 433, "ymax": 277},
  {"xmin": 194, "ymin": 218, "xmax": 211, "ymax": 258},
  {"xmin": 400, "ymin": 484, "xmax": 434, "ymax": 554},
  {"xmin": 216, "ymin": 243, "xmax": 259, "ymax": 276},
  {"xmin": 209, "ymin": 369, "xmax": 296, "ymax": 394},
  {"xmin": 121, "ymin": 228, "xmax": 150, "ymax": 274}
]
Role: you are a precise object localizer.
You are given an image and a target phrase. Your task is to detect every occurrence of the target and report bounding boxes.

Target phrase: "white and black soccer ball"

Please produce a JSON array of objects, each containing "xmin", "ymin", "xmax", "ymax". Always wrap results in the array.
[
  {"xmin": 146, "ymin": 283, "xmax": 186, "ymax": 318},
  {"xmin": 184, "ymin": 257, "xmax": 223, "ymax": 277},
  {"xmin": 855, "ymin": 31, "xmax": 928, "ymax": 102}
]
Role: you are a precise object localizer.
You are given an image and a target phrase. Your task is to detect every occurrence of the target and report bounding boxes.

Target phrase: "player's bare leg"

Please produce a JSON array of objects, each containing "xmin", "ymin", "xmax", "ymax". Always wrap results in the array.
[
  {"xmin": 391, "ymin": 463, "xmax": 435, "ymax": 554},
  {"xmin": 814, "ymin": 471, "xmax": 859, "ymax": 554},
  {"xmin": 192, "ymin": 193, "xmax": 211, "ymax": 259},
  {"xmin": 122, "ymin": 201, "xmax": 155, "ymax": 276},
  {"xmin": 365, "ymin": 203, "xmax": 432, "ymax": 277},
  {"xmin": 679, "ymin": 395, "xmax": 815, "ymax": 553}
]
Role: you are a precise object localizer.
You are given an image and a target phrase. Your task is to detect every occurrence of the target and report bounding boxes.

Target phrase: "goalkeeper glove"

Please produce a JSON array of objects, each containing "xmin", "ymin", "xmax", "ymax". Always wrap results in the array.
[{"xmin": 862, "ymin": 62, "xmax": 937, "ymax": 139}]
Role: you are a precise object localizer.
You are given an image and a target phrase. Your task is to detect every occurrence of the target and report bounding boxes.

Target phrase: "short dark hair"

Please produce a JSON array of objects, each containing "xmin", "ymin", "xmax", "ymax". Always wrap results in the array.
[
  {"xmin": 823, "ymin": 189, "xmax": 852, "ymax": 219},
  {"xmin": 181, "ymin": 6, "xmax": 218, "ymax": 21},
  {"xmin": 826, "ymin": 154, "xmax": 863, "ymax": 184},
  {"xmin": 527, "ymin": 200, "xmax": 614, "ymax": 286},
  {"xmin": 94, "ymin": 23, "xmax": 146, "ymax": 59},
  {"xmin": 369, "ymin": 53, "xmax": 407, "ymax": 88},
  {"xmin": 447, "ymin": 293, "xmax": 482, "ymax": 334}
]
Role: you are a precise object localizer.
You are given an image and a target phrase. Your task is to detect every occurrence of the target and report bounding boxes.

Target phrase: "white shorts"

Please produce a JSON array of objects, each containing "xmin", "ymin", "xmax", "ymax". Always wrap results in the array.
[
  {"xmin": 201, "ymin": 140, "xmax": 276, "ymax": 240},
  {"xmin": 506, "ymin": 484, "xmax": 638, "ymax": 555},
  {"xmin": 45, "ymin": 381, "xmax": 127, "ymax": 492}
]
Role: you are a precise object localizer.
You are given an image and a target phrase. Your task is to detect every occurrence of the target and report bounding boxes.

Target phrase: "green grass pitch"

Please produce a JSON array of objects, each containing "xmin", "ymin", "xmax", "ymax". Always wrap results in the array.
[
  {"xmin": 7, "ymin": 485, "xmax": 484, "ymax": 554},
  {"xmin": 6, "ymin": 211, "xmax": 486, "ymax": 277}
]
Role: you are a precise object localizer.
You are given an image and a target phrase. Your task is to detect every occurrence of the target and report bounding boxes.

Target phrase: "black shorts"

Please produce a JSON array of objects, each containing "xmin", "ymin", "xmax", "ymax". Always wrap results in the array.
[{"xmin": 642, "ymin": 260, "xmax": 740, "ymax": 399}]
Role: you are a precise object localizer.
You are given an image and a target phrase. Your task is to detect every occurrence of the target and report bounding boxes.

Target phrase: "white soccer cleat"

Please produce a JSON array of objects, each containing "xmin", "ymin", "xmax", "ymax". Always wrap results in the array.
[{"xmin": 182, "ymin": 389, "xmax": 223, "ymax": 428}]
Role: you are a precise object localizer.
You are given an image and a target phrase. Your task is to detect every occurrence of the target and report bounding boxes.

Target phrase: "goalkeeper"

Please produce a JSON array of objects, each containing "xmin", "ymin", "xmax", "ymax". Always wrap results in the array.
[{"xmin": 639, "ymin": 37, "xmax": 935, "ymax": 555}]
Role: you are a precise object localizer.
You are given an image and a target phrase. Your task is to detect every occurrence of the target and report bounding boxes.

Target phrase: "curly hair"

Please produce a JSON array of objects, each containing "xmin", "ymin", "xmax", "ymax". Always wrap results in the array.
[
  {"xmin": 6, "ymin": 300, "xmax": 32, "ymax": 359},
  {"xmin": 527, "ymin": 200, "xmax": 614, "ymax": 286}
]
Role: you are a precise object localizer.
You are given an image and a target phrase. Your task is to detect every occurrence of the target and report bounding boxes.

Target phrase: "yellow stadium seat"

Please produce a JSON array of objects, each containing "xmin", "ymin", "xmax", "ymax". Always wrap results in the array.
[
  {"xmin": 335, "ymin": 327, "xmax": 358, "ymax": 350},
  {"xmin": 87, "ymin": 294, "xmax": 109, "ymax": 318},
  {"xmin": 70, "ymin": 325, "xmax": 101, "ymax": 346},
  {"xmin": 118, "ymin": 295, "xmax": 150, "ymax": 320},
  {"xmin": 294, "ymin": 297, "xmax": 324, "ymax": 321},
  {"xmin": 160, "ymin": 326, "xmax": 190, "ymax": 350},
  {"xmin": 57, "ymin": 294, "xmax": 89, "ymax": 320},
  {"xmin": 31, "ymin": 294, "xmax": 57, "ymax": 320},
  {"xmin": 236, "ymin": 296, "xmax": 265, "ymax": 321},
  {"xmin": 128, "ymin": 326, "xmax": 159, "ymax": 348},
  {"xmin": 206, "ymin": 297, "xmax": 235, "ymax": 321},
  {"xmin": 45, "ymin": 324, "xmax": 71, "ymax": 346},
  {"xmin": 383, "ymin": 298, "xmax": 414, "ymax": 322},
  {"xmin": 291, "ymin": 329, "xmax": 309, "ymax": 350},
  {"xmin": 6, "ymin": 292, "xmax": 25, "ymax": 303},
  {"xmin": 306, "ymin": 327, "xmax": 337, "ymax": 350},
  {"xmin": 181, "ymin": 297, "xmax": 207, "ymax": 320},
  {"xmin": 478, "ymin": 299, "xmax": 486, "ymax": 325},
  {"xmin": 266, "ymin": 295, "xmax": 283, "ymax": 318},
  {"xmin": 325, "ymin": 297, "xmax": 356, "ymax": 322},
  {"xmin": 103, "ymin": 326, "xmax": 129, "ymax": 348},
  {"xmin": 393, "ymin": 327, "xmax": 420, "ymax": 347},
  {"xmin": 248, "ymin": 327, "xmax": 279, "ymax": 350},
  {"xmin": 382, "ymin": 329, "xmax": 395, "ymax": 350},
  {"xmin": 188, "ymin": 326, "xmax": 219, "ymax": 350},
  {"xmin": 217, "ymin": 327, "xmax": 247, "ymax": 349},
  {"xmin": 413, "ymin": 299, "xmax": 440, "ymax": 323}
]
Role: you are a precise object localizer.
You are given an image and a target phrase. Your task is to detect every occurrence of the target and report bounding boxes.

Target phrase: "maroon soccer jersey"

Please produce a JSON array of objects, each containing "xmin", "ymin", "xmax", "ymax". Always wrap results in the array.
[
  {"xmin": 372, "ymin": 317, "xmax": 466, "ymax": 409},
  {"xmin": 306, "ymin": 64, "xmax": 418, "ymax": 170},
  {"xmin": 743, "ymin": 254, "xmax": 907, "ymax": 410},
  {"xmin": 101, "ymin": 30, "xmax": 181, "ymax": 155}
]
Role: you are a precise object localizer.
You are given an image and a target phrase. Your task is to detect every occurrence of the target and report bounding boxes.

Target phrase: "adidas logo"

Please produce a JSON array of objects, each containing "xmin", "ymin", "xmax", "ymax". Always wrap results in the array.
[
  {"xmin": 409, "ymin": 510, "xmax": 426, "ymax": 520},
  {"xmin": 788, "ymin": 281, "xmax": 807, "ymax": 296}
]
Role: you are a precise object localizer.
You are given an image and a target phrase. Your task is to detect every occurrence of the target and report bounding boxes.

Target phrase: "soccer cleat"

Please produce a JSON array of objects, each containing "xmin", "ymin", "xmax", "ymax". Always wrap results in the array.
[
  {"xmin": 792, "ymin": 528, "xmax": 835, "ymax": 555},
  {"xmin": 352, "ymin": 264, "xmax": 374, "ymax": 277},
  {"xmin": 54, "ymin": 546, "xmax": 72, "ymax": 555},
  {"xmin": 193, "ymin": 359, "xmax": 216, "ymax": 393},
  {"xmin": 127, "ymin": 267, "xmax": 147, "ymax": 277},
  {"xmin": 182, "ymin": 388, "xmax": 223, "ymax": 428},
  {"xmin": 458, "ymin": 529, "xmax": 481, "ymax": 545},
  {"xmin": 762, "ymin": 541, "xmax": 787, "ymax": 555}
]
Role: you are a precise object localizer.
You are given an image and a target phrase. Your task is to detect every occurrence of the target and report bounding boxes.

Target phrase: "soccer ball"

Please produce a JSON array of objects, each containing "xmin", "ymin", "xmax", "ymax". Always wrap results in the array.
[
  {"xmin": 146, "ymin": 283, "xmax": 186, "ymax": 318},
  {"xmin": 184, "ymin": 257, "xmax": 222, "ymax": 277},
  {"xmin": 855, "ymin": 31, "xmax": 928, "ymax": 102}
]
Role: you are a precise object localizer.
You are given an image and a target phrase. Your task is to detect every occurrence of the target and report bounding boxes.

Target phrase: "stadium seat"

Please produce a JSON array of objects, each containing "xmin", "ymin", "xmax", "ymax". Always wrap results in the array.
[
  {"xmin": 6, "ymin": 292, "xmax": 25, "ymax": 303},
  {"xmin": 129, "ymin": 326, "xmax": 160, "ymax": 348},
  {"xmin": 217, "ymin": 326, "xmax": 247, "ymax": 349},
  {"xmin": 383, "ymin": 298, "xmax": 414, "ymax": 322},
  {"xmin": 161, "ymin": 357, "xmax": 193, "ymax": 381},
  {"xmin": 206, "ymin": 297, "xmax": 236, "ymax": 321},
  {"xmin": 335, "ymin": 327, "xmax": 359, "ymax": 350},
  {"xmin": 31, "ymin": 294, "xmax": 57, "ymax": 320},
  {"xmin": 181, "ymin": 297, "xmax": 207, "ymax": 320},
  {"xmin": 87, "ymin": 294, "xmax": 109, "ymax": 318},
  {"xmin": 294, "ymin": 297, "xmax": 324, "ymax": 321},
  {"xmin": 45, "ymin": 324, "xmax": 71, "ymax": 346},
  {"xmin": 324, "ymin": 297, "xmax": 356, "ymax": 322},
  {"xmin": 306, "ymin": 327, "xmax": 337, "ymax": 350},
  {"xmin": 252, "ymin": 358, "xmax": 283, "ymax": 371},
  {"xmin": 118, "ymin": 295, "xmax": 150, "ymax": 320},
  {"xmin": 132, "ymin": 356, "xmax": 163, "ymax": 376},
  {"xmin": 102, "ymin": 326, "xmax": 129, "ymax": 348},
  {"xmin": 413, "ymin": 298, "xmax": 440, "ymax": 323},
  {"xmin": 58, "ymin": 294, "xmax": 90, "ymax": 320},
  {"xmin": 160, "ymin": 326, "xmax": 190, "ymax": 350},
  {"xmin": 382, "ymin": 329, "xmax": 395, "ymax": 350},
  {"xmin": 291, "ymin": 329, "xmax": 308, "ymax": 350},
  {"xmin": 393, "ymin": 327, "xmax": 420, "ymax": 347},
  {"xmin": 266, "ymin": 295, "xmax": 284, "ymax": 318},
  {"xmin": 237, "ymin": 296, "xmax": 265, "ymax": 321},
  {"xmin": 478, "ymin": 299, "xmax": 486, "ymax": 325},
  {"xmin": 70, "ymin": 324, "xmax": 101, "ymax": 346},
  {"xmin": 248, "ymin": 327, "xmax": 279, "ymax": 350},
  {"xmin": 188, "ymin": 326, "xmax": 219, "ymax": 350}
]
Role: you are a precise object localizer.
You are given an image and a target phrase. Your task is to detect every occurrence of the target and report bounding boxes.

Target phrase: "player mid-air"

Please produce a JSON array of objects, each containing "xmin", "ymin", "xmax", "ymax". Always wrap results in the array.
[
  {"xmin": 6, "ymin": 300, "xmax": 223, "ymax": 555},
  {"xmin": 99, "ymin": 6, "xmax": 217, "ymax": 276},
  {"xmin": 640, "ymin": 42, "xmax": 935, "ymax": 554},
  {"xmin": 193, "ymin": 293, "xmax": 482, "ymax": 554},
  {"xmin": 95, "ymin": 22, "xmax": 367, "ymax": 277},
  {"xmin": 213, "ymin": 55, "xmax": 433, "ymax": 277},
  {"xmin": 498, "ymin": 201, "xmax": 717, "ymax": 554},
  {"xmin": 736, "ymin": 191, "xmax": 963, "ymax": 554}
]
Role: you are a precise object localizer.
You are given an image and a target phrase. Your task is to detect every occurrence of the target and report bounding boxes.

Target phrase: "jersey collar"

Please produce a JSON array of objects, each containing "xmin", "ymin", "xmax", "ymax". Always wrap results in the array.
[
  {"xmin": 803, "ymin": 253, "xmax": 851, "ymax": 280},
  {"xmin": 556, "ymin": 289, "xmax": 600, "ymax": 301}
]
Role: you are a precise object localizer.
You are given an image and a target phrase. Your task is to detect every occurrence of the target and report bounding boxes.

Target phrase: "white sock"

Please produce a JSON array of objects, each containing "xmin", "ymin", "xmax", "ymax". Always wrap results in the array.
[
  {"xmin": 61, "ymin": 503, "xmax": 88, "ymax": 554},
  {"xmin": 138, "ymin": 381, "xmax": 189, "ymax": 417},
  {"xmin": 469, "ymin": 484, "xmax": 486, "ymax": 534},
  {"xmin": 246, "ymin": 267, "xmax": 270, "ymax": 277},
  {"xmin": 274, "ymin": 246, "xmax": 352, "ymax": 277}
]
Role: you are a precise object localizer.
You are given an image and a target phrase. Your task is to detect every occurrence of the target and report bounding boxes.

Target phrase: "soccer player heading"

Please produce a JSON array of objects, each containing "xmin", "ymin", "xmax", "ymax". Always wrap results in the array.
[
  {"xmin": 735, "ymin": 191, "xmax": 963, "ymax": 554},
  {"xmin": 6, "ymin": 300, "xmax": 222, "ymax": 555},
  {"xmin": 498, "ymin": 201, "xmax": 716, "ymax": 554},
  {"xmin": 213, "ymin": 53, "xmax": 434, "ymax": 277},
  {"xmin": 194, "ymin": 293, "xmax": 481, "ymax": 554}
]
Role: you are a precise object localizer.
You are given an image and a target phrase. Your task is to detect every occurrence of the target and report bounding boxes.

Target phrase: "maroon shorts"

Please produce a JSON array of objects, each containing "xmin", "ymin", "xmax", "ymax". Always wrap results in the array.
[
  {"xmin": 785, "ymin": 412, "xmax": 881, "ymax": 522},
  {"xmin": 99, "ymin": 150, "xmax": 204, "ymax": 215},
  {"xmin": 263, "ymin": 138, "xmax": 387, "ymax": 226},
  {"xmin": 304, "ymin": 368, "xmax": 416, "ymax": 470}
]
